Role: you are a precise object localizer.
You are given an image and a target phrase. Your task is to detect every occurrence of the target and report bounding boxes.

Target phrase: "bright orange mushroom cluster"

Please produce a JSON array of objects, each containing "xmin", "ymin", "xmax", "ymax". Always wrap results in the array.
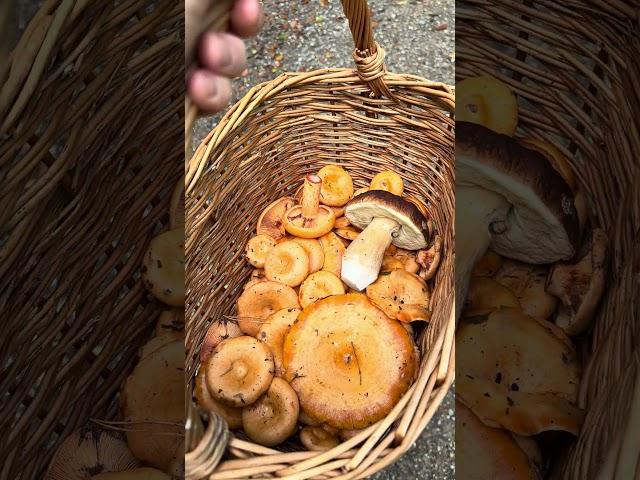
[{"xmin": 195, "ymin": 166, "xmax": 442, "ymax": 448}]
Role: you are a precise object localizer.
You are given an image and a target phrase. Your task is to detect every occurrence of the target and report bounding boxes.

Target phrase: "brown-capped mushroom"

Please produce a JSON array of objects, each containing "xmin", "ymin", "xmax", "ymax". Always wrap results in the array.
[
  {"xmin": 471, "ymin": 250, "xmax": 503, "ymax": 277},
  {"xmin": 298, "ymin": 270, "xmax": 346, "ymax": 308},
  {"xmin": 381, "ymin": 255, "xmax": 405, "ymax": 273},
  {"xmin": 284, "ymin": 293, "xmax": 417, "ymax": 429},
  {"xmin": 456, "ymin": 122, "xmax": 580, "ymax": 320},
  {"xmin": 284, "ymin": 175, "xmax": 336, "ymax": 238},
  {"xmin": 200, "ymin": 319, "xmax": 242, "ymax": 361},
  {"xmin": 139, "ymin": 332, "xmax": 183, "ymax": 360},
  {"xmin": 44, "ymin": 428, "xmax": 140, "ymax": 480},
  {"xmin": 366, "ymin": 269, "xmax": 430, "ymax": 322},
  {"xmin": 463, "ymin": 277, "xmax": 520, "ymax": 317},
  {"xmin": 142, "ymin": 228, "xmax": 185, "ymax": 307},
  {"xmin": 457, "ymin": 308, "xmax": 583, "ymax": 436},
  {"xmin": 291, "ymin": 238, "xmax": 325, "ymax": 273},
  {"xmin": 194, "ymin": 368, "xmax": 242, "ymax": 429},
  {"xmin": 318, "ymin": 232, "xmax": 346, "ymax": 278},
  {"xmin": 245, "ymin": 234, "xmax": 277, "ymax": 268},
  {"xmin": 236, "ymin": 281, "xmax": 300, "ymax": 336},
  {"xmin": 545, "ymin": 228, "xmax": 607, "ymax": 335},
  {"xmin": 456, "ymin": 401, "xmax": 541, "ymax": 480},
  {"xmin": 369, "ymin": 170, "xmax": 404, "ymax": 196},
  {"xmin": 205, "ymin": 336, "xmax": 274, "ymax": 407},
  {"xmin": 264, "ymin": 240, "xmax": 310, "ymax": 287},
  {"xmin": 340, "ymin": 191, "xmax": 429, "ymax": 290},
  {"xmin": 300, "ymin": 425, "xmax": 340, "ymax": 451},
  {"xmin": 317, "ymin": 165, "xmax": 354, "ymax": 207},
  {"xmin": 257, "ymin": 308, "xmax": 301, "ymax": 376},
  {"xmin": 154, "ymin": 309, "xmax": 184, "ymax": 337},
  {"xmin": 242, "ymin": 377, "xmax": 300, "ymax": 446},
  {"xmin": 90, "ymin": 468, "xmax": 171, "ymax": 480},
  {"xmin": 257, "ymin": 197, "xmax": 296, "ymax": 240},
  {"xmin": 494, "ymin": 260, "xmax": 557, "ymax": 320},
  {"xmin": 120, "ymin": 340, "xmax": 183, "ymax": 472}
]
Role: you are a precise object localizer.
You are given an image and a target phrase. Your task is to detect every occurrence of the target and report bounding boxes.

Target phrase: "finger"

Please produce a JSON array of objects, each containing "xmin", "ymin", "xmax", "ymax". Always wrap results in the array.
[
  {"xmin": 199, "ymin": 32, "xmax": 247, "ymax": 78},
  {"xmin": 188, "ymin": 70, "xmax": 233, "ymax": 114},
  {"xmin": 231, "ymin": 0, "xmax": 264, "ymax": 38}
]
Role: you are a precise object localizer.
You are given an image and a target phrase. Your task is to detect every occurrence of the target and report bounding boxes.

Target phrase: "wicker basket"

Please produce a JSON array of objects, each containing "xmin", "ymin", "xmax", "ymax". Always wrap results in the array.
[
  {"xmin": 185, "ymin": 0, "xmax": 455, "ymax": 478},
  {"xmin": 457, "ymin": 1, "xmax": 640, "ymax": 478},
  {"xmin": 0, "ymin": 0, "xmax": 182, "ymax": 478}
]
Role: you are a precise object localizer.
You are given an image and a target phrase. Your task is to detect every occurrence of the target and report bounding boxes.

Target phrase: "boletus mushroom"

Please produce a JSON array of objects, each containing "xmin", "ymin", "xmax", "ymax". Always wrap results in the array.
[
  {"xmin": 90, "ymin": 468, "xmax": 171, "ymax": 480},
  {"xmin": 236, "ymin": 280, "xmax": 300, "ymax": 336},
  {"xmin": 141, "ymin": 228, "xmax": 185, "ymax": 307},
  {"xmin": 457, "ymin": 308, "xmax": 583, "ymax": 436},
  {"xmin": 205, "ymin": 335, "xmax": 274, "ymax": 407},
  {"xmin": 283, "ymin": 174, "xmax": 336, "ymax": 238},
  {"xmin": 545, "ymin": 228, "xmax": 607, "ymax": 335},
  {"xmin": 242, "ymin": 377, "xmax": 299, "ymax": 446},
  {"xmin": 283, "ymin": 293, "xmax": 417, "ymax": 429},
  {"xmin": 45, "ymin": 428, "xmax": 140, "ymax": 480},
  {"xmin": 340, "ymin": 191, "xmax": 429, "ymax": 291},
  {"xmin": 455, "ymin": 122, "xmax": 580, "ymax": 319}
]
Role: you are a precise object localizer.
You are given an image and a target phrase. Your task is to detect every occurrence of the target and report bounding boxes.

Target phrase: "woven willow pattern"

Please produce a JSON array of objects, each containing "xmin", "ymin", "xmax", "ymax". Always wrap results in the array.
[
  {"xmin": 0, "ymin": 0, "xmax": 182, "ymax": 477},
  {"xmin": 457, "ymin": 2, "xmax": 640, "ymax": 479},
  {"xmin": 185, "ymin": 1, "xmax": 455, "ymax": 478}
]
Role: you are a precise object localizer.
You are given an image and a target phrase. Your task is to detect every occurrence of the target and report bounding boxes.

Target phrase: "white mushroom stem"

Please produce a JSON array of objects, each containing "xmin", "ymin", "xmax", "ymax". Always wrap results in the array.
[
  {"xmin": 341, "ymin": 217, "xmax": 399, "ymax": 290},
  {"xmin": 455, "ymin": 186, "xmax": 509, "ymax": 319}
]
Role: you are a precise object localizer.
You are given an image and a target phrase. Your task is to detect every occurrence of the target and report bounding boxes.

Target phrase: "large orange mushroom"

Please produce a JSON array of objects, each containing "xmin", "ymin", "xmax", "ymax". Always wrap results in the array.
[{"xmin": 283, "ymin": 293, "xmax": 417, "ymax": 429}]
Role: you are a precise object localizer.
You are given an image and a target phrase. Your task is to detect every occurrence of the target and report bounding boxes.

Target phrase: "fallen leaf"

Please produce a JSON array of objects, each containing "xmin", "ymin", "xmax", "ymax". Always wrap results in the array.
[
  {"xmin": 434, "ymin": 23, "xmax": 448, "ymax": 31},
  {"xmin": 274, "ymin": 53, "xmax": 284, "ymax": 62}
]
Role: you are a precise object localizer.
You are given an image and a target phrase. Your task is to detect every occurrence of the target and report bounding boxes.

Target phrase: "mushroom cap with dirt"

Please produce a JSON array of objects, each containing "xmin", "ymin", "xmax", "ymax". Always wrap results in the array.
[
  {"xmin": 257, "ymin": 308, "xmax": 301, "ymax": 377},
  {"xmin": 457, "ymin": 308, "xmax": 583, "ymax": 436},
  {"xmin": 298, "ymin": 270, "xmax": 345, "ymax": 308},
  {"xmin": 205, "ymin": 335, "xmax": 274, "ymax": 407},
  {"xmin": 200, "ymin": 319, "xmax": 242, "ymax": 361},
  {"xmin": 455, "ymin": 122, "xmax": 580, "ymax": 320},
  {"xmin": 194, "ymin": 368, "xmax": 243, "ymax": 429},
  {"xmin": 283, "ymin": 293, "xmax": 417, "ymax": 429},
  {"xmin": 264, "ymin": 240, "xmax": 310, "ymax": 287},
  {"xmin": 155, "ymin": 309, "xmax": 185, "ymax": 337},
  {"xmin": 242, "ymin": 377, "xmax": 300, "ymax": 446},
  {"xmin": 257, "ymin": 197, "xmax": 296, "ymax": 240},
  {"xmin": 366, "ymin": 269, "xmax": 430, "ymax": 322},
  {"xmin": 317, "ymin": 165, "xmax": 354, "ymax": 207},
  {"xmin": 120, "ymin": 340, "xmax": 183, "ymax": 473},
  {"xmin": 340, "ymin": 190, "xmax": 429, "ymax": 291},
  {"xmin": 141, "ymin": 228, "xmax": 185, "ymax": 307},
  {"xmin": 236, "ymin": 280, "xmax": 300, "ymax": 336},
  {"xmin": 284, "ymin": 174, "xmax": 336, "ymax": 239},
  {"xmin": 90, "ymin": 468, "xmax": 171, "ymax": 480},
  {"xmin": 45, "ymin": 428, "xmax": 140, "ymax": 480}
]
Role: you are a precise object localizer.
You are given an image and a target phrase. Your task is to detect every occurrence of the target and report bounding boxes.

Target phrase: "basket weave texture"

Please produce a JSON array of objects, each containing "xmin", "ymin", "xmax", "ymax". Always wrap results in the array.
[
  {"xmin": 457, "ymin": 1, "xmax": 640, "ymax": 478},
  {"xmin": 185, "ymin": 0, "xmax": 455, "ymax": 478},
  {"xmin": 0, "ymin": 0, "xmax": 182, "ymax": 478}
]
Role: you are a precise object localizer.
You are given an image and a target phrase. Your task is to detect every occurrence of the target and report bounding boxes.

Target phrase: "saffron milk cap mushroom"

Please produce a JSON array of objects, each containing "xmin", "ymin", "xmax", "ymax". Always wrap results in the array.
[
  {"xmin": 317, "ymin": 165, "xmax": 354, "ymax": 207},
  {"xmin": 299, "ymin": 271, "xmax": 346, "ymax": 308},
  {"xmin": 246, "ymin": 234, "xmax": 277, "ymax": 268},
  {"xmin": 455, "ymin": 122, "xmax": 580, "ymax": 320},
  {"xmin": 283, "ymin": 293, "xmax": 417, "ymax": 429},
  {"xmin": 236, "ymin": 280, "xmax": 300, "ymax": 336},
  {"xmin": 257, "ymin": 197, "xmax": 296, "ymax": 240},
  {"xmin": 205, "ymin": 336, "xmax": 274, "ymax": 407},
  {"xmin": 340, "ymin": 191, "xmax": 429, "ymax": 291},
  {"xmin": 369, "ymin": 170, "xmax": 404, "ymax": 196},
  {"xmin": 463, "ymin": 277, "xmax": 520, "ymax": 317},
  {"xmin": 284, "ymin": 175, "xmax": 336, "ymax": 238},
  {"xmin": 291, "ymin": 238, "xmax": 325, "ymax": 273},
  {"xmin": 264, "ymin": 240, "xmax": 310, "ymax": 287},
  {"xmin": 141, "ymin": 228, "xmax": 185, "ymax": 307},
  {"xmin": 318, "ymin": 232, "xmax": 346, "ymax": 278},
  {"xmin": 366, "ymin": 270, "xmax": 430, "ymax": 322},
  {"xmin": 155, "ymin": 309, "xmax": 184, "ymax": 337},
  {"xmin": 200, "ymin": 319, "xmax": 242, "ymax": 361},
  {"xmin": 242, "ymin": 377, "xmax": 300, "ymax": 446},
  {"xmin": 257, "ymin": 308, "xmax": 301, "ymax": 376},
  {"xmin": 194, "ymin": 368, "xmax": 242, "ymax": 429},
  {"xmin": 300, "ymin": 425, "xmax": 340, "ymax": 451}
]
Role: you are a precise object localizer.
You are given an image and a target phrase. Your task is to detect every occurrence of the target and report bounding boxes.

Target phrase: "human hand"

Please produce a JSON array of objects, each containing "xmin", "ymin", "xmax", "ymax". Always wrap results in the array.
[{"xmin": 186, "ymin": 0, "xmax": 263, "ymax": 113}]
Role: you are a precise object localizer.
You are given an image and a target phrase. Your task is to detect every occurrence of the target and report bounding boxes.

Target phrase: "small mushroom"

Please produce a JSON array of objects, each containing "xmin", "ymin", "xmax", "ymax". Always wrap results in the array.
[
  {"xmin": 264, "ymin": 240, "xmax": 310, "ymax": 287},
  {"xmin": 45, "ymin": 428, "xmax": 140, "ymax": 480},
  {"xmin": 194, "ymin": 368, "xmax": 242, "ymax": 429},
  {"xmin": 120, "ymin": 340, "xmax": 183, "ymax": 472},
  {"xmin": 284, "ymin": 293, "xmax": 417, "ymax": 429},
  {"xmin": 369, "ymin": 170, "xmax": 404, "ymax": 196},
  {"xmin": 154, "ymin": 309, "xmax": 184, "ymax": 336},
  {"xmin": 381, "ymin": 255, "xmax": 405, "ymax": 273},
  {"xmin": 457, "ymin": 308, "xmax": 583, "ymax": 436},
  {"xmin": 257, "ymin": 197, "xmax": 296, "ymax": 240},
  {"xmin": 545, "ymin": 228, "xmax": 607, "ymax": 335},
  {"xmin": 366, "ymin": 270, "xmax": 430, "ymax": 322},
  {"xmin": 317, "ymin": 165, "xmax": 354, "ymax": 207},
  {"xmin": 456, "ymin": 122, "xmax": 580, "ymax": 320},
  {"xmin": 494, "ymin": 260, "xmax": 557, "ymax": 320},
  {"xmin": 334, "ymin": 226, "xmax": 361, "ymax": 241},
  {"xmin": 205, "ymin": 336, "xmax": 274, "ymax": 407},
  {"xmin": 456, "ymin": 75, "xmax": 518, "ymax": 136},
  {"xmin": 236, "ymin": 281, "xmax": 300, "ymax": 336},
  {"xmin": 299, "ymin": 410, "xmax": 322, "ymax": 427},
  {"xmin": 257, "ymin": 308, "xmax": 301, "ymax": 376},
  {"xmin": 334, "ymin": 216, "xmax": 351, "ymax": 229},
  {"xmin": 463, "ymin": 277, "xmax": 520, "ymax": 317},
  {"xmin": 403, "ymin": 256, "xmax": 420, "ymax": 274},
  {"xmin": 242, "ymin": 377, "xmax": 300, "ymax": 446},
  {"xmin": 300, "ymin": 425, "xmax": 340, "ymax": 451},
  {"xmin": 416, "ymin": 235, "xmax": 443, "ymax": 281},
  {"xmin": 292, "ymin": 238, "xmax": 325, "ymax": 273},
  {"xmin": 298, "ymin": 271, "xmax": 346, "ymax": 308},
  {"xmin": 340, "ymin": 191, "xmax": 429, "ymax": 291},
  {"xmin": 141, "ymin": 228, "xmax": 185, "ymax": 307},
  {"xmin": 90, "ymin": 468, "xmax": 171, "ymax": 480},
  {"xmin": 245, "ymin": 234, "xmax": 277, "ymax": 268},
  {"xmin": 200, "ymin": 319, "xmax": 242, "ymax": 361},
  {"xmin": 284, "ymin": 174, "xmax": 336, "ymax": 238},
  {"xmin": 405, "ymin": 194, "xmax": 430, "ymax": 221},
  {"xmin": 471, "ymin": 250, "xmax": 503, "ymax": 277},
  {"xmin": 318, "ymin": 232, "xmax": 346, "ymax": 278}
]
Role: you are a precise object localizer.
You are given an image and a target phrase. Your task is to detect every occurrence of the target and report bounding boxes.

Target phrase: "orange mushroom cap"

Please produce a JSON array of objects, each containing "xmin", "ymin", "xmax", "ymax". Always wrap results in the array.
[
  {"xmin": 298, "ymin": 270, "xmax": 345, "ymax": 308},
  {"xmin": 257, "ymin": 197, "xmax": 296, "ymax": 240},
  {"xmin": 369, "ymin": 170, "xmax": 404, "ymax": 196},
  {"xmin": 299, "ymin": 425, "xmax": 340, "ymax": 451},
  {"xmin": 236, "ymin": 281, "xmax": 300, "ymax": 336},
  {"xmin": 317, "ymin": 165, "xmax": 354, "ymax": 207},
  {"xmin": 264, "ymin": 241, "xmax": 310, "ymax": 287},
  {"xmin": 141, "ymin": 228, "xmax": 185, "ymax": 307},
  {"xmin": 284, "ymin": 175, "xmax": 335, "ymax": 238},
  {"xmin": 194, "ymin": 368, "xmax": 243, "ymax": 429},
  {"xmin": 257, "ymin": 308, "xmax": 301, "ymax": 377},
  {"xmin": 366, "ymin": 270, "xmax": 431, "ymax": 322}
]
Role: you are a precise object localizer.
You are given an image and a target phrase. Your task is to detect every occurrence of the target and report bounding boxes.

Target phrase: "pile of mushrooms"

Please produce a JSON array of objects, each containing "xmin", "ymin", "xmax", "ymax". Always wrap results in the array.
[
  {"xmin": 196, "ymin": 165, "xmax": 441, "ymax": 448},
  {"xmin": 46, "ymin": 179, "xmax": 186, "ymax": 479},
  {"xmin": 456, "ymin": 76, "xmax": 607, "ymax": 479}
]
